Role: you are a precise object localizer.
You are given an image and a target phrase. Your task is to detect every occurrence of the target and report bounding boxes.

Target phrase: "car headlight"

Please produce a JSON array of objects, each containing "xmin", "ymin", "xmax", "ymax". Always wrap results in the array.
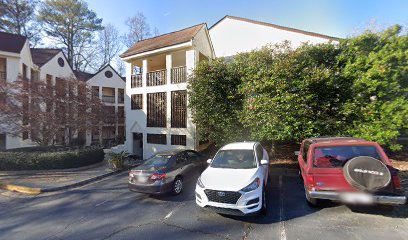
[
  {"xmin": 197, "ymin": 176, "xmax": 205, "ymax": 188},
  {"xmin": 240, "ymin": 178, "xmax": 260, "ymax": 192}
]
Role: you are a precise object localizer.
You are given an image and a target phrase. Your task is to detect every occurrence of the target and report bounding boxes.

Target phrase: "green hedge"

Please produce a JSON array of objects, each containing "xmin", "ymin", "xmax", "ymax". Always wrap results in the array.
[{"xmin": 0, "ymin": 148, "xmax": 105, "ymax": 170}]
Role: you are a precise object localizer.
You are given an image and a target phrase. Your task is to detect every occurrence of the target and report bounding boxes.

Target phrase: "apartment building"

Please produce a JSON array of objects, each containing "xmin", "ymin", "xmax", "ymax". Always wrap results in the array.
[
  {"xmin": 120, "ymin": 23, "xmax": 215, "ymax": 159},
  {"xmin": 74, "ymin": 65, "xmax": 125, "ymax": 147},
  {"xmin": 0, "ymin": 31, "xmax": 125, "ymax": 150},
  {"xmin": 120, "ymin": 16, "xmax": 336, "ymax": 159}
]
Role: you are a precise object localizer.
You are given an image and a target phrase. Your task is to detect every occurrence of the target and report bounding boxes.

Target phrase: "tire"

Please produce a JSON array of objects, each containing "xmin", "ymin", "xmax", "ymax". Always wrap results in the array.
[
  {"xmin": 305, "ymin": 187, "xmax": 318, "ymax": 207},
  {"xmin": 343, "ymin": 157, "xmax": 391, "ymax": 193},
  {"xmin": 171, "ymin": 177, "xmax": 183, "ymax": 195},
  {"xmin": 259, "ymin": 187, "xmax": 267, "ymax": 215}
]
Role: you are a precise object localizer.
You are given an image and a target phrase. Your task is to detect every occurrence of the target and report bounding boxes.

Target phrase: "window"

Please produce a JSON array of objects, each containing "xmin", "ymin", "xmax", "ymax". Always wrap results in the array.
[
  {"xmin": 302, "ymin": 141, "xmax": 311, "ymax": 163},
  {"xmin": 255, "ymin": 144, "xmax": 263, "ymax": 162},
  {"xmin": 186, "ymin": 151, "xmax": 200, "ymax": 162},
  {"xmin": 131, "ymin": 94, "xmax": 142, "ymax": 110},
  {"xmin": 313, "ymin": 146, "xmax": 381, "ymax": 168},
  {"xmin": 211, "ymin": 150, "xmax": 256, "ymax": 169},
  {"xmin": 175, "ymin": 153, "xmax": 188, "ymax": 167},
  {"xmin": 147, "ymin": 92, "xmax": 166, "ymax": 127},
  {"xmin": 118, "ymin": 88, "xmax": 124, "ymax": 103},
  {"xmin": 147, "ymin": 133, "xmax": 166, "ymax": 145},
  {"xmin": 0, "ymin": 58, "xmax": 6, "ymax": 81},
  {"xmin": 171, "ymin": 90, "xmax": 187, "ymax": 128},
  {"xmin": 171, "ymin": 134, "xmax": 186, "ymax": 146}
]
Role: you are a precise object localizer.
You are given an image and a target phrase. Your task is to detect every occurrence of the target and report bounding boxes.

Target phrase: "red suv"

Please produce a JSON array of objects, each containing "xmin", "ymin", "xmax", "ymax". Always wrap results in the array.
[{"xmin": 298, "ymin": 137, "xmax": 406, "ymax": 206}]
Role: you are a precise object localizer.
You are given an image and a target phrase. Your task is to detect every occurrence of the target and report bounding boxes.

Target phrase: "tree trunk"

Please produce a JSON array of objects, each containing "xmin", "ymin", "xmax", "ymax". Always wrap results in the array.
[{"xmin": 270, "ymin": 139, "xmax": 276, "ymax": 161}]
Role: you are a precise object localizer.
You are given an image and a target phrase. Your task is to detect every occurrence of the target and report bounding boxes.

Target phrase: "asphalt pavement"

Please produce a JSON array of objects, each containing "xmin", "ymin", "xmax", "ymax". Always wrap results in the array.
[{"xmin": 0, "ymin": 168, "xmax": 407, "ymax": 240}]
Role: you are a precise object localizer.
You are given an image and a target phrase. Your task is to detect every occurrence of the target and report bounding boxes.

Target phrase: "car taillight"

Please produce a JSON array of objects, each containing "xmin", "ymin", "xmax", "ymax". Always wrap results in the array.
[
  {"xmin": 392, "ymin": 175, "xmax": 401, "ymax": 190},
  {"xmin": 307, "ymin": 175, "xmax": 314, "ymax": 188},
  {"xmin": 151, "ymin": 172, "xmax": 166, "ymax": 181}
]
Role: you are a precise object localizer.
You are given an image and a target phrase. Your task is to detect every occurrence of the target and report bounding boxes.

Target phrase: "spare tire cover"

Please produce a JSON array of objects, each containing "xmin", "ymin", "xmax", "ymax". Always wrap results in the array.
[{"xmin": 343, "ymin": 156, "xmax": 391, "ymax": 192}]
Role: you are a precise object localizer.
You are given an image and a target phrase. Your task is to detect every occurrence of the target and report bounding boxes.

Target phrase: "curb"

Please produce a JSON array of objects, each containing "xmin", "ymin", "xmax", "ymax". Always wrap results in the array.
[{"xmin": 0, "ymin": 169, "xmax": 128, "ymax": 195}]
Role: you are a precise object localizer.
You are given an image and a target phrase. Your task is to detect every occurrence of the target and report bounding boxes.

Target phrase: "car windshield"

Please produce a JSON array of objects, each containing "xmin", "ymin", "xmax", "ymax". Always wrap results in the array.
[
  {"xmin": 211, "ymin": 150, "xmax": 256, "ymax": 169},
  {"xmin": 313, "ymin": 145, "xmax": 381, "ymax": 168}
]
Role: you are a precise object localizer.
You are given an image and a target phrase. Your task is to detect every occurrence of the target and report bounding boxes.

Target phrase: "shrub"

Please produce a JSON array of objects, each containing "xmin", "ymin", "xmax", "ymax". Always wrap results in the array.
[{"xmin": 0, "ymin": 148, "xmax": 104, "ymax": 170}]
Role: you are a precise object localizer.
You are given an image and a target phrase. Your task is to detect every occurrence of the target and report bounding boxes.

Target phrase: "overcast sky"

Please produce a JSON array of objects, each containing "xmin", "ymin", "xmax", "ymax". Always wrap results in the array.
[{"xmin": 85, "ymin": 0, "xmax": 408, "ymax": 39}]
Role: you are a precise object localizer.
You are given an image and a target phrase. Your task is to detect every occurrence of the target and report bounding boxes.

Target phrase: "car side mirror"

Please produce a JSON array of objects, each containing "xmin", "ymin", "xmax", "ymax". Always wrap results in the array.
[
  {"xmin": 260, "ymin": 159, "xmax": 268, "ymax": 165},
  {"xmin": 207, "ymin": 159, "xmax": 212, "ymax": 164},
  {"xmin": 294, "ymin": 151, "xmax": 300, "ymax": 156}
]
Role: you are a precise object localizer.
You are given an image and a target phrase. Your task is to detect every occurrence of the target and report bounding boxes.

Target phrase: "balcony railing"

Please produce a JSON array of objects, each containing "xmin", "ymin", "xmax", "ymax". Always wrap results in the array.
[
  {"xmin": 147, "ymin": 69, "xmax": 166, "ymax": 86},
  {"xmin": 131, "ymin": 74, "xmax": 142, "ymax": 88},
  {"xmin": 102, "ymin": 95, "xmax": 115, "ymax": 103},
  {"xmin": 0, "ymin": 71, "xmax": 6, "ymax": 81},
  {"xmin": 171, "ymin": 66, "xmax": 186, "ymax": 84}
]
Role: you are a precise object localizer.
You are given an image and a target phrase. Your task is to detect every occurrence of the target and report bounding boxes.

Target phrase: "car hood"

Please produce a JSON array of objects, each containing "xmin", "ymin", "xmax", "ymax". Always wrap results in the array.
[{"xmin": 200, "ymin": 167, "xmax": 258, "ymax": 191}]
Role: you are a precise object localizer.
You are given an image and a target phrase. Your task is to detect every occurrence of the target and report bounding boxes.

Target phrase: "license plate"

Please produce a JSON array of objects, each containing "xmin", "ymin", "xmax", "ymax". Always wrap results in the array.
[{"xmin": 340, "ymin": 193, "xmax": 374, "ymax": 204}]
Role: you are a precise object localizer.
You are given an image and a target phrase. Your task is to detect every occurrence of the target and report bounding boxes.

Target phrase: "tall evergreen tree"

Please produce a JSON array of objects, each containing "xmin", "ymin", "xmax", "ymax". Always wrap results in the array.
[
  {"xmin": 38, "ymin": 0, "xmax": 103, "ymax": 70},
  {"xmin": 0, "ymin": 0, "xmax": 41, "ymax": 46}
]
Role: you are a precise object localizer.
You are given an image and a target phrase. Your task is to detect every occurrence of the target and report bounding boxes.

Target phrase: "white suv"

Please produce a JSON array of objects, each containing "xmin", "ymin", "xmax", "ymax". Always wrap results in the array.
[{"xmin": 195, "ymin": 142, "xmax": 269, "ymax": 216}]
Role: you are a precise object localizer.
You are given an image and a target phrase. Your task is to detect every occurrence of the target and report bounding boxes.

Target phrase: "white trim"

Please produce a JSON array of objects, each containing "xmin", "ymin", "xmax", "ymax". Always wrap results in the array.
[
  {"xmin": 121, "ymin": 41, "xmax": 192, "ymax": 61},
  {"xmin": 0, "ymin": 51, "xmax": 20, "ymax": 58}
]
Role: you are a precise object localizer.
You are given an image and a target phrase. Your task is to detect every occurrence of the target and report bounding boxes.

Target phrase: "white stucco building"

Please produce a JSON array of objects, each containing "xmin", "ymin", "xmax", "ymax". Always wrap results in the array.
[
  {"xmin": 120, "ymin": 23, "xmax": 214, "ymax": 159},
  {"xmin": 0, "ymin": 31, "xmax": 125, "ymax": 150},
  {"xmin": 209, "ymin": 15, "xmax": 337, "ymax": 57},
  {"xmin": 75, "ymin": 65, "xmax": 126, "ymax": 147},
  {"xmin": 121, "ymin": 16, "xmax": 337, "ymax": 159}
]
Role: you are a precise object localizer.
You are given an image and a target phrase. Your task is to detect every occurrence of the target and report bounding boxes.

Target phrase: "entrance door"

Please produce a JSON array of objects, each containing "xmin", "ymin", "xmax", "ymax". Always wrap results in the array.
[
  {"xmin": 0, "ymin": 134, "xmax": 5, "ymax": 151},
  {"xmin": 133, "ymin": 133, "xmax": 143, "ymax": 159}
]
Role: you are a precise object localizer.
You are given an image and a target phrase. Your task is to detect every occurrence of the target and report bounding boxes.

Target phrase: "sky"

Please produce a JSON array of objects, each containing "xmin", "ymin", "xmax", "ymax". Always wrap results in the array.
[{"xmin": 85, "ymin": 0, "xmax": 408, "ymax": 39}]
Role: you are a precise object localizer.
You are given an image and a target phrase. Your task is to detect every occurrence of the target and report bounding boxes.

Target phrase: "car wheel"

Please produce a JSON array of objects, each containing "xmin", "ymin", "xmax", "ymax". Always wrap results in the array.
[
  {"xmin": 305, "ymin": 187, "xmax": 318, "ymax": 207},
  {"xmin": 172, "ymin": 177, "xmax": 183, "ymax": 195},
  {"xmin": 260, "ymin": 187, "xmax": 267, "ymax": 215}
]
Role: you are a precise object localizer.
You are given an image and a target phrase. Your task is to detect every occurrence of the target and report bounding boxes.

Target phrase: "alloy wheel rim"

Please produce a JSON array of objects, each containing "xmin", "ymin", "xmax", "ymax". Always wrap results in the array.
[{"xmin": 174, "ymin": 180, "xmax": 182, "ymax": 193}]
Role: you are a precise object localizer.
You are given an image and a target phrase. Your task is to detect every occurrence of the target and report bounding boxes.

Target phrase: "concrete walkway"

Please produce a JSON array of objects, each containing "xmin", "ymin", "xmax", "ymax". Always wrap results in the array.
[{"xmin": 0, "ymin": 160, "xmax": 130, "ymax": 194}]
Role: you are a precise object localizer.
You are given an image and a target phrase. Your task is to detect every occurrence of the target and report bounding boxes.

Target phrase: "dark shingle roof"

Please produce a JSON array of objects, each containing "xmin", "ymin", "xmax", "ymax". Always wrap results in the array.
[
  {"xmin": 73, "ymin": 70, "xmax": 94, "ymax": 82},
  {"xmin": 0, "ymin": 31, "xmax": 27, "ymax": 53},
  {"xmin": 30, "ymin": 48, "xmax": 61, "ymax": 67},
  {"xmin": 120, "ymin": 23, "xmax": 205, "ymax": 58}
]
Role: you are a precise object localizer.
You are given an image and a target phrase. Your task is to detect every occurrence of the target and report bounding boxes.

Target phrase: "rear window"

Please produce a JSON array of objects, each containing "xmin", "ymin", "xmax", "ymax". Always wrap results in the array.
[{"xmin": 313, "ymin": 146, "xmax": 381, "ymax": 168}]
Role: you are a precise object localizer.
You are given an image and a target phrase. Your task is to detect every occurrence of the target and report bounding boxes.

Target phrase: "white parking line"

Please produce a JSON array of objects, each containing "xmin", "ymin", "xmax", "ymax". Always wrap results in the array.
[
  {"xmin": 279, "ymin": 176, "xmax": 287, "ymax": 240},
  {"xmin": 164, "ymin": 209, "xmax": 175, "ymax": 219}
]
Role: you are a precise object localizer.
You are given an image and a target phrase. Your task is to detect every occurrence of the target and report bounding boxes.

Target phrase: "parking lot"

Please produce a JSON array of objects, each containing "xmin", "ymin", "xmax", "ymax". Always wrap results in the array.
[{"xmin": 0, "ymin": 168, "xmax": 407, "ymax": 240}]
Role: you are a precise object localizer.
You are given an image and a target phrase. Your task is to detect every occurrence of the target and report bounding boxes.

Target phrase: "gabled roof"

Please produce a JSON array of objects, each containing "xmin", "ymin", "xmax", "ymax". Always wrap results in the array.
[
  {"xmin": 74, "ymin": 64, "xmax": 124, "ymax": 82},
  {"xmin": 0, "ymin": 31, "xmax": 27, "ymax": 53},
  {"xmin": 73, "ymin": 70, "xmax": 94, "ymax": 82},
  {"xmin": 30, "ymin": 48, "xmax": 61, "ymax": 67},
  {"xmin": 210, "ymin": 15, "xmax": 339, "ymax": 41},
  {"xmin": 120, "ymin": 23, "xmax": 206, "ymax": 58}
]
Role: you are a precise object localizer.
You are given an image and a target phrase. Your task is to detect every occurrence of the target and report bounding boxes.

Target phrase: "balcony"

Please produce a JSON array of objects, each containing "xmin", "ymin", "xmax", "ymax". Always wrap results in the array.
[
  {"xmin": 171, "ymin": 66, "xmax": 186, "ymax": 84},
  {"xmin": 147, "ymin": 69, "xmax": 166, "ymax": 86},
  {"xmin": 102, "ymin": 95, "xmax": 115, "ymax": 103},
  {"xmin": 131, "ymin": 74, "xmax": 142, "ymax": 88}
]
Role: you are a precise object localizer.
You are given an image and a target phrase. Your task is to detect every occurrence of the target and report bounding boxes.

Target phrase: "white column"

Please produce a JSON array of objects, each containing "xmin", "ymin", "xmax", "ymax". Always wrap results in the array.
[
  {"xmin": 142, "ymin": 59, "xmax": 148, "ymax": 88},
  {"xmin": 125, "ymin": 62, "xmax": 132, "ymax": 152},
  {"xmin": 166, "ymin": 54, "xmax": 172, "ymax": 138},
  {"xmin": 166, "ymin": 54, "xmax": 172, "ymax": 85},
  {"xmin": 185, "ymin": 49, "xmax": 197, "ymax": 76},
  {"xmin": 185, "ymin": 49, "xmax": 197, "ymax": 150}
]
